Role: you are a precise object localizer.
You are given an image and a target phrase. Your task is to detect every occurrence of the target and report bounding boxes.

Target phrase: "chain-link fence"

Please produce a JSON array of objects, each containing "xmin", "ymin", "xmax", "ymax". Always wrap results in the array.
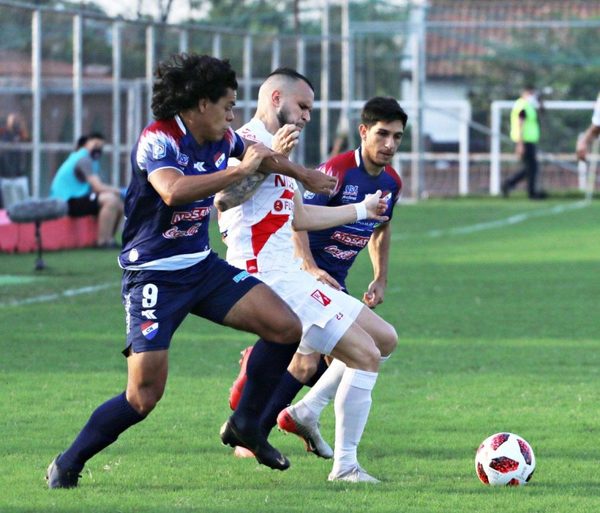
[{"xmin": 0, "ymin": 0, "xmax": 599, "ymax": 199}]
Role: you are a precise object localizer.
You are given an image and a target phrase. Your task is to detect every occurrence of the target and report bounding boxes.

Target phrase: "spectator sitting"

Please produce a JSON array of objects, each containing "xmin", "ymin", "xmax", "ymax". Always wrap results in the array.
[{"xmin": 50, "ymin": 132, "xmax": 123, "ymax": 248}]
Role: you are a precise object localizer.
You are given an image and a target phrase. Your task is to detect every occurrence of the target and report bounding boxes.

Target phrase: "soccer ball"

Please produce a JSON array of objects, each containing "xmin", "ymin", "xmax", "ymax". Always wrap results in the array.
[{"xmin": 475, "ymin": 432, "xmax": 535, "ymax": 486}]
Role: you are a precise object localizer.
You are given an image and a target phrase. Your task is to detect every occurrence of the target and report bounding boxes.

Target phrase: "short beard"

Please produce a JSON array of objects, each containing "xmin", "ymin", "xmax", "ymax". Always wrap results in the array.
[{"xmin": 276, "ymin": 107, "xmax": 292, "ymax": 128}]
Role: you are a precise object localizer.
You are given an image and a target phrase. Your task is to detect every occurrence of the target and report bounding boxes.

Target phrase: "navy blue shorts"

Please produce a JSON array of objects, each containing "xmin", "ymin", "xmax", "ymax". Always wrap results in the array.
[{"xmin": 121, "ymin": 251, "xmax": 260, "ymax": 354}]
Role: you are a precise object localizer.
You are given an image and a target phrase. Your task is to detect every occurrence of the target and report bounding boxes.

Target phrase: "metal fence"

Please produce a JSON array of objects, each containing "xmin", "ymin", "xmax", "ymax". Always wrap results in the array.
[{"xmin": 0, "ymin": 0, "xmax": 599, "ymax": 200}]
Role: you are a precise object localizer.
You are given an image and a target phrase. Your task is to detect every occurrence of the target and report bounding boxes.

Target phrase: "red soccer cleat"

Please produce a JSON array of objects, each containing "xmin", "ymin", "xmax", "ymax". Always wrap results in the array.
[{"xmin": 228, "ymin": 346, "xmax": 253, "ymax": 411}]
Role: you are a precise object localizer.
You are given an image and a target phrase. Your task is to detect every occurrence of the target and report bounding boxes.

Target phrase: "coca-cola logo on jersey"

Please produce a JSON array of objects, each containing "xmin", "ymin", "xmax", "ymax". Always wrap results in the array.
[
  {"xmin": 162, "ymin": 222, "xmax": 202, "ymax": 239},
  {"xmin": 170, "ymin": 207, "xmax": 211, "ymax": 224},
  {"xmin": 323, "ymin": 245, "xmax": 358, "ymax": 260},
  {"xmin": 332, "ymin": 230, "xmax": 369, "ymax": 248}
]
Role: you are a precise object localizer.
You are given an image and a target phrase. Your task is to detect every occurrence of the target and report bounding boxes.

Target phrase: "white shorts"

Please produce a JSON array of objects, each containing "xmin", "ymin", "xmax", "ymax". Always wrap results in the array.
[{"xmin": 257, "ymin": 268, "xmax": 364, "ymax": 356}]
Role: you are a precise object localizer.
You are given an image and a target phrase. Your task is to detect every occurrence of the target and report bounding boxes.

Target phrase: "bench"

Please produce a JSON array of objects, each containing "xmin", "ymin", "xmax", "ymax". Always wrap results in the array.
[{"xmin": 0, "ymin": 209, "xmax": 98, "ymax": 253}]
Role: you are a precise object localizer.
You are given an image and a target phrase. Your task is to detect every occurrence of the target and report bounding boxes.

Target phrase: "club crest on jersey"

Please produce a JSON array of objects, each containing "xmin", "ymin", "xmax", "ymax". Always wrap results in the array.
[
  {"xmin": 152, "ymin": 142, "xmax": 166, "ymax": 160},
  {"xmin": 311, "ymin": 289, "xmax": 331, "ymax": 307},
  {"xmin": 214, "ymin": 151, "xmax": 226, "ymax": 168},
  {"xmin": 176, "ymin": 152, "xmax": 189, "ymax": 167},
  {"xmin": 141, "ymin": 321, "xmax": 159, "ymax": 340},
  {"xmin": 304, "ymin": 191, "xmax": 316, "ymax": 200},
  {"xmin": 342, "ymin": 184, "xmax": 359, "ymax": 201}
]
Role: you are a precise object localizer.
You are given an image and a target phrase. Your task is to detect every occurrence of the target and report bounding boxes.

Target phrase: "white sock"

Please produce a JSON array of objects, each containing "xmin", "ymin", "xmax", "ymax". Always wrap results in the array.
[
  {"xmin": 331, "ymin": 367, "xmax": 378, "ymax": 475},
  {"xmin": 295, "ymin": 355, "xmax": 389, "ymax": 421},
  {"xmin": 294, "ymin": 359, "xmax": 346, "ymax": 422}
]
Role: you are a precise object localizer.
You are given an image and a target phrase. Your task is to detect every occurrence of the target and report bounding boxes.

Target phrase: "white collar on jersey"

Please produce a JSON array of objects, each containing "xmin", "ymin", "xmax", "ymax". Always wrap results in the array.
[
  {"xmin": 175, "ymin": 114, "xmax": 187, "ymax": 135},
  {"xmin": 354, "ymin": 147, "xmax": 361, "ymax": 167}
]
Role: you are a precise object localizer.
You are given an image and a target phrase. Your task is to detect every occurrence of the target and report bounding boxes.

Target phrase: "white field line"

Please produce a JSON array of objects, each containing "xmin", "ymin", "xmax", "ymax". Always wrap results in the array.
[
  {"xmin": 392, "ymin": 201, "xmax": 589, "ymax": 241},
  {"xmin": 1, "ymin": 203, "xmax": 589, "ymax": 306},
  {"xmin": 0, "ymin": 282, "xmax": 117, "ymax": 308}
]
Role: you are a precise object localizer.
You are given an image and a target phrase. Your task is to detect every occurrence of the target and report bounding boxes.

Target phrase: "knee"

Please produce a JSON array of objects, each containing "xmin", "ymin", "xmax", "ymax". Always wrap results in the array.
[
  {"xmin": 126, "ymin": 384, "xmax": 164, "ymax": 416},
  {"xmin": 363, "ymin": 343, "xmax": 381, "ymax": 370},
  {"xmin": 288, "ymin": 353, "xmax": 319, "ymax": 383},
  {"xmin": 339, "ymin": 337, "xmax": 380, "ymax": 371},
  {"xmin": 378, "ymin": 323, "xmax": 398, "ymax": 357}
]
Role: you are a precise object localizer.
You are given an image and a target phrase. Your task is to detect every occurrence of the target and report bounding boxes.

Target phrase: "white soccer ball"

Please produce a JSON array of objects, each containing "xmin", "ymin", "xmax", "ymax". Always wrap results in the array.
[{"xmin": 475, "ymin": 432, "xmax": 536, "ymax": 486}]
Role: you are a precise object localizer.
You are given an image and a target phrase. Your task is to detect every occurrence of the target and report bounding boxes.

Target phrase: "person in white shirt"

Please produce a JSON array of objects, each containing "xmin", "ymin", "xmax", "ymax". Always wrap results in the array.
[{"xmin": 216, "ymin": 68, "xmax": 399, "ymax": 483}]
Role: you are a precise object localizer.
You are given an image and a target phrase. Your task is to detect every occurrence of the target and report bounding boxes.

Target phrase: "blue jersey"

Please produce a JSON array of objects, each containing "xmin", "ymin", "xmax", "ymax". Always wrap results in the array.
[
  {"xmin": 303, "ymin": 147, "xmax": 402, "ymax": 289},
  {"xmin": 119, "ymin": 115, "xmax": 245, "ymax": 271}
]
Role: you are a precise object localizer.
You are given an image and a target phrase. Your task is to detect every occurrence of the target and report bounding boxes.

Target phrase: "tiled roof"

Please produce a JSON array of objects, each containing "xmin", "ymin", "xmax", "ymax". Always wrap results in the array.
[{"xmin": 426, "ymin": 0, "xmax": 600, "ymax": 78}]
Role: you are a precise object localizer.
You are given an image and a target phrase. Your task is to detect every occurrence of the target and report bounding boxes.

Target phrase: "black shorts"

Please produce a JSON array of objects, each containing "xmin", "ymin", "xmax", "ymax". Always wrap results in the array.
[{"xmin": 67, "ymin": 193, "xmax": 99, "ymax": 217}]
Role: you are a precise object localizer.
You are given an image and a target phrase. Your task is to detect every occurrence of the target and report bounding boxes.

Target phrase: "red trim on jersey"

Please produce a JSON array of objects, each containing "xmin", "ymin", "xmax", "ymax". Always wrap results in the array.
[
  {"xmin": 321, "ymin": 151, "xmax": 357, "ymax": 197},
  {"xmin": 326, "ymin": 149, "xmax": 403, "ymax": 202},
  {"xmin": 250, "ymin": 187, "xmax": 294, "ymax": 259},
  {"xmin": 383, "ymin": 165, "xmax": 403, "ymax": 200},
  {"xmin": 144, "ymin": 118, "xmax": 184, "ymax": 142}
]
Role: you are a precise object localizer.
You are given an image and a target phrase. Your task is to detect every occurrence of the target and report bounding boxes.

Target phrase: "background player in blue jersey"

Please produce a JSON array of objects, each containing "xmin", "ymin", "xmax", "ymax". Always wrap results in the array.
[
  {"xmin": 276, "ymin": 97, "xmax": 407, "ymax": 453},
  {"xmin": 46, "ymin": 53, "xmax": 336, "ymax": 488},
  {"xmin": 229, "ymin": 97, "xmax": 407, "ymax": 461}
]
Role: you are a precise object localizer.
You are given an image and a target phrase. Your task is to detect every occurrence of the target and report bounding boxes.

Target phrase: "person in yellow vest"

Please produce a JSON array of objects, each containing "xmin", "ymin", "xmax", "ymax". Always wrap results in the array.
[{"xmin": 503, "ymin": 86, "xmax": 546, "ymax": 199}]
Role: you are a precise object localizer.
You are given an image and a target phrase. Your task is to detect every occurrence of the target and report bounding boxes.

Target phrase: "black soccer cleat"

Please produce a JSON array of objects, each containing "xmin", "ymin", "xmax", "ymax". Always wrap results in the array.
[
  {"xmin": 220, "ymin": 417, "xmax": 290, "ymax": 471},
  {"xmin": 46, "ymin": 454, "xmax": 81, "ymax": 489}
]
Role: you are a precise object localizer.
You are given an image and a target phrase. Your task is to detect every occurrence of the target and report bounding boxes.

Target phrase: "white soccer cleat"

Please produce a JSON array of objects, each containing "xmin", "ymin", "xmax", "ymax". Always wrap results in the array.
[{"xmin": 328, "ymin": 466, "xmax": 381, "ymax": 484}]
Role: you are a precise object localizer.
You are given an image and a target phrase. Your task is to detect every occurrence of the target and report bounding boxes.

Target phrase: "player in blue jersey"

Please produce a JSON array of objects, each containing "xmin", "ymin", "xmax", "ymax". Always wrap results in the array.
[
  {"xmin": 276, "ymin": 97, "xmax": 406, "ymax": 452},
  {"xmin": 46, "ymin": 53, "xmax": 336, "ymax": 489}
]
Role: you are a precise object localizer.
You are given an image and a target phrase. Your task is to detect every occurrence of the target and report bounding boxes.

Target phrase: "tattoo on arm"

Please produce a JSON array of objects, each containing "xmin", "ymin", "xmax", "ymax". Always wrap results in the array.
[{"xmin": 214, "ymin": 172, "xmax": 269, "ymax": 211}]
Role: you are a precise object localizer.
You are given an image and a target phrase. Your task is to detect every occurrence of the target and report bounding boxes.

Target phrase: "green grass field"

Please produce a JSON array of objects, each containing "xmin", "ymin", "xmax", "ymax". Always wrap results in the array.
[{"xmin": 1, "ymin": 197, "xmax": 599, "ymax": 513}]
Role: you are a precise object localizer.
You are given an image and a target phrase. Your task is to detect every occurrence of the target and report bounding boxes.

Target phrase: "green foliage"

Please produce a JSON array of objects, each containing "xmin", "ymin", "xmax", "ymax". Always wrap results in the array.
[{"xmin": 1, "ymin": 198, "xmax": 600, "ymax": 512}]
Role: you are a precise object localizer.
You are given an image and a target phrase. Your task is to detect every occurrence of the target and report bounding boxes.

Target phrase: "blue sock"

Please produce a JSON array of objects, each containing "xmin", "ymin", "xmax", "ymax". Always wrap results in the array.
[
  {"xmin": 259, "ymin": 371, "xmax": 304, "ymax": 435},
  {"xmin": 232, "ymin": 338, "xmax": 298, "ymax": 433},
  {"xmin": 306, "ymin": 356, "xmax": 328, "ymax": 387},
  {"xmin": 58, "ymin": 392, "xmax": 145, "ymax": 472}
]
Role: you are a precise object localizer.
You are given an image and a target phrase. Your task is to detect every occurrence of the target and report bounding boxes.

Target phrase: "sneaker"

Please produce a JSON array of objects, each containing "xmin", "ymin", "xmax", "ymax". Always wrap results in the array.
[
  {"xmin": 46, "ymin": 454, "xmax": 81, "ymax": 489},
  {"xmin": 328, "ymin": 466, "xmax": 381, "ymax": 483},
  {"xmin": 277, "ymin": 406, "xmax": 333, "ymax": 459},
  {"xmin": 228, "ymin": 346, "xmax": 253, "ymax": 411},
  {"xmin": 220, "ymin": 416, "xmax": 290, "ymax": 471}
]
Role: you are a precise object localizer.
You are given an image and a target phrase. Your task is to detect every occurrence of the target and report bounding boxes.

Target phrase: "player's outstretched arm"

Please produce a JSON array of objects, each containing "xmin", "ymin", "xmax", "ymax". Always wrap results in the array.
[
  {"xmin": 293, "ymin": 190, "xmax": 389, "ymax": 232},
  {"xmin": 258, "ymin": 155, "xmax": 336, "ymax": 194},
  {"xmin": 214, "ymin": 136, "xmax": 335, "ymax": 212},
  {"xmin": 363, "ymin": 223, "xmax": 391, "ymax": 308}
]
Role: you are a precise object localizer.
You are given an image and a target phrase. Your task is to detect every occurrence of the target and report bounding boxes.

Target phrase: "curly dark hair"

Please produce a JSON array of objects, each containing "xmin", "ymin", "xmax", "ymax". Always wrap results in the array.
[
  {"xmin": 361, "ymin": 96, "xmax": 408, "ymax": 128},
  {"xmin": 151, "ymin": 54, "xmax": 238, "ymax": 120}
]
